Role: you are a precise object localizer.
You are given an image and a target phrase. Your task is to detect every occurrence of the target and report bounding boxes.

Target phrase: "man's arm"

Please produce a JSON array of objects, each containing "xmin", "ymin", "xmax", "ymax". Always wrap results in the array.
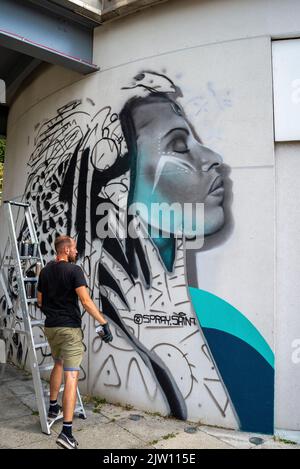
[
  {"xmin": 75, "ymin": 286, "xmax": 107, "ymax": 325},
  {"xmin": 37, "ymin": 291, "xmax": 42, "ymax": 308},
  {"xmin": 37, "ymin": 269, "xmax": 43, "ymax": 308}
]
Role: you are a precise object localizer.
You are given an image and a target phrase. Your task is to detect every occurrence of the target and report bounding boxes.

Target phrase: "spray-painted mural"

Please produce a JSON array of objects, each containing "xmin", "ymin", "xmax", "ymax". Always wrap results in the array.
[{"xmin": 0, "ymin": 71, "xmax": 274, "ymax": 433}]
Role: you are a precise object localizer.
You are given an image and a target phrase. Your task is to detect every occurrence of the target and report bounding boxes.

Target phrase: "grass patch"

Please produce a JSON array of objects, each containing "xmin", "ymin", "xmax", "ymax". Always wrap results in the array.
[
  {"xmin": 124, "ymin": 403, "xmax": 134, "ymax": 410},
  {"xmin": 162, "ymin": 432, "xmax": 176, "ymax": 440},
  {"xmin": 274, "ymin": 436, "xmax": 297, "ymax": 445},
  {"xmin": 83, "ymin": 394, "xmax": 106, "ymax": 405},
  {"xmin": 148, "ymin": 439, "xmax": 159, "ymax": 445},
  {"xmin": 83, "ymin": 394, "xmax": 107, "ymax": 413},
  {"xmin": 144, "ymin": 410, "xmax": 162, "ymax": 418},
  {"xmin": 32, "ymin": 411, "xmax": 39, "ymax": 416}
]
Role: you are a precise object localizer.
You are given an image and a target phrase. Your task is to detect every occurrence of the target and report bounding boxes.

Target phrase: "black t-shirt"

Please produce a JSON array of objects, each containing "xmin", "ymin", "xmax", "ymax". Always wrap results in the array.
[{"xmin": 37, "ymin": 260, "xmax": 87, "ymax": 328}]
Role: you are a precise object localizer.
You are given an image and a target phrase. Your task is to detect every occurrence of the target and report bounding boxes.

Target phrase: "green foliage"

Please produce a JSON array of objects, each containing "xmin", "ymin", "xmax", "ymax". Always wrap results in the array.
[
  {"xmin": 162, "ymin": 432, "xmax": 176, "ymax": 440},
  {"xmin": 83, "ymin": 394, "xmax": 107, "ymax": 413},
  {"xmin": 148, "ymin": 439, "xmax": 159, "ymax": 445},
  {"xmin": 274, "ymin": 436, "xmax": 297, "ymax": 445},
  {"xmin": 0, "ymin": 137, "xmax": 5, "ymax": 164}
]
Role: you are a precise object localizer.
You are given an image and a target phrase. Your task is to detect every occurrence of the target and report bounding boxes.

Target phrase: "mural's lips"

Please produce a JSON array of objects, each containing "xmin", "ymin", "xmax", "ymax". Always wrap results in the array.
[{"xmin": 208, "ymin": 175, "xmax": 224, "ymax": 196}]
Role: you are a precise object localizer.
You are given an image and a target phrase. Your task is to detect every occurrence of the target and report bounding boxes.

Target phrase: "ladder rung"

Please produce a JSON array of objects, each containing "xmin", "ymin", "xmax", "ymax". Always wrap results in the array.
[
  {"xmin": 4, "ymin": 200, "xmax": 29, "ymax": 207},
  {"xmin": 39, "ymin": 363, "xmax": 53, "ymax": 372},
  {"xmin": 31, "ymin": 319, "xmax": 44, "ymax": 326},
  {"xmin": 20, "ymin": 256, "xmax": 40, "ymax": 260},
  {"xmin": 34, "ymin": 341, "xmax": 49, "ymax": 349},
  {"xmin": 27, "ymin": 298, "xmax": 37, "ymax": 303},
  {"xmin": 24, "ymin": 277, "xmax": 38, "ymax": 282}
]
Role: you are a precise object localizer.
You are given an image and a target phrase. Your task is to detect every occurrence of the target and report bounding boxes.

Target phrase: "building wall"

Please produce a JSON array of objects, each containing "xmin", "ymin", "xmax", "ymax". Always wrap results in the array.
[
  {"xmin": 0, "ymin": 0, "xmax": 299, "ymax": 435},
  {"xmin": 275, "ymin": 142, "xmax": 300, "ymax": 434}
]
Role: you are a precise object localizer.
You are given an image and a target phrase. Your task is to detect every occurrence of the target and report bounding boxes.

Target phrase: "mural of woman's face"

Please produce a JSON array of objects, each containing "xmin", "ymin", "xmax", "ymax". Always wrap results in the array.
[{"xmin": 131, "ymin": 99, "xmax": 226, "ymax": 236}]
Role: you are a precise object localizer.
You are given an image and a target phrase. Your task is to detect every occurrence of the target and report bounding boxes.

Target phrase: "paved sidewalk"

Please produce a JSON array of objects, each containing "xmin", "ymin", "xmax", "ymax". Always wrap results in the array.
[{"xmin": 0, "ymin": 363, "xmax": 299, "ymax": 450}]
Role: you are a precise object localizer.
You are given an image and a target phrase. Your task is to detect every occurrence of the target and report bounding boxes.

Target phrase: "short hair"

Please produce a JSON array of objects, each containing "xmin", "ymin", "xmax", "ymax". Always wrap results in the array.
[{"xmin": 54, "ymin": 235, "xmax": 73, "ymax": 253}]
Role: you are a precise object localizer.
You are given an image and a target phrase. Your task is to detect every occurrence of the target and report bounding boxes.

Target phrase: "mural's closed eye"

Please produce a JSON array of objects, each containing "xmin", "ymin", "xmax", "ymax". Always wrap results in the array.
[
  {"xmin": 169, "ymin": 136, "xmax": 190, "ymax": 154},
  {"xmin": 163, "ymin": 128, "xmax": 190, "ymax": 154}
]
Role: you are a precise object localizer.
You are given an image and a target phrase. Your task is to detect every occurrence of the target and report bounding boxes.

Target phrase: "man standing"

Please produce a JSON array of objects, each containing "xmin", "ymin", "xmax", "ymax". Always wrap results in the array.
[{"xmin": 37, "ymin": 235, "xmax": 113, "ymax": 449}]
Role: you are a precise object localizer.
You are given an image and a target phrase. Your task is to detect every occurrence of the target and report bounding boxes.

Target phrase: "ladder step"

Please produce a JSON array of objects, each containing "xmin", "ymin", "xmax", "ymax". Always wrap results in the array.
[
  {"xmin": 24, "ymin": 277, "xmax": 38, "ymax": 282},
  {"xmin": 27, "ymin": 298, "xmax": 37, "ymax": 303},
  {"xmin": 74, "ymin": 406, "xmax": 86, "ymax": 415},
  {"xmin": 39, "ymin": 363, "xmax": 53, "ymax": 372},
  {"xmin": 4, "ymin": 200, "xmax": 29, "ymax": 207},
  {"xmin": 20, "ymin": 256, "xmax": 40, "ymax": 260},
  {"xmin": 31, "ymin": 319, "xmax": 44, "ymax": 326},
  {"xmin": 34, "ymin": 341, "xmax": 49, "ymax": 349}
]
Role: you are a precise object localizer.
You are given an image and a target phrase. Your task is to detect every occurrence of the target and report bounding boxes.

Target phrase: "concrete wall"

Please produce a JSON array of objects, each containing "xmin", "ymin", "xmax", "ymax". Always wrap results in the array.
[
  {"xmin": 0, "ymin": 0, "xmax": 299, "ymax": 435},
  {"xmin": 275, "ymin": 142, "xmax": 300, "ymax": 439}
]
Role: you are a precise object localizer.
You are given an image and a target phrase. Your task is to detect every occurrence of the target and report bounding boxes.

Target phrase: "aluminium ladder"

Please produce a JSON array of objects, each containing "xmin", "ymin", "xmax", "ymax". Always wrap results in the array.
[{"xmin": 2, "ymin": 200, "xmax": 86, "ymax": 435}]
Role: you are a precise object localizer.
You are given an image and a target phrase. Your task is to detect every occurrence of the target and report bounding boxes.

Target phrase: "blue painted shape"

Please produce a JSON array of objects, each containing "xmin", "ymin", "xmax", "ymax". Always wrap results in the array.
[
  {"xmin": 150, "ymin": 236, "xmax": 176, "ymax": 273},
  {"xmin": 189, "ymin": 287, "xmax": 274, "ymax": 433},
  {"xmin": 189, "ymin": 287, "xmax": 274, "ymax": 368},
  {"xmin": 203, "ymin": 328, "xmax": 274, "ymax": 434}
]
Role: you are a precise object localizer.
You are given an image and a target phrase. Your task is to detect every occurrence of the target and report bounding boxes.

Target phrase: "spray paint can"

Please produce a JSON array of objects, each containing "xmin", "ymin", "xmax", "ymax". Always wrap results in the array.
[
  {"xmin": 28, "ymin": 243, "xmax": 33, "ymax": 256},
  {"xmin": 31, "ymin": 281, "xmax": 37, "ymax": 299},
  {"xmin": 32, "ymin": 243, "xmax": 38, "ymax": 257},
  {"xmin": 18, "ymin": 241, "xmax": 23, "ymax": 256},
  {"xmin": 35, "ymin": 262, "xmax": 42, "ymax": 277},
  {"xmin": 23, "ymin": 241, "xmax": 29, "ymax": 257},
  {"xmin": 25, "ymin": 281, "xmax": 31, "ymax": 299}
]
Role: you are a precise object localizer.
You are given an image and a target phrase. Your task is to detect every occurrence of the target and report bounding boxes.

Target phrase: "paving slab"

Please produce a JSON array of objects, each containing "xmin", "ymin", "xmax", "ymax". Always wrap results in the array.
[
  {"xmin": 153, "ymin": 429, "xmax": 233, "ymax": 449},
  {"xmin": 200, "ymin": 425, "xmax": 273, "ymax": 449},
  {"xmin": 50, "ymin": 407, "xmax": 111, "ymax": 435},
  {"xmin": 71, "ymin": 421, "xmax": 147, "ymax": 449},
  {"xmin": 18, "ymin": 393, "xmax": 39, "ymax": 412},
  {"xmin": 99, "ymin": 403, "xmax": 144, "ymax": 421},
  {"xmin": 6, "ymin": 381, "xmax": 35, "ymax": 397},
  {"xmin": 0, "ymin": 363, "xmax": 23, "ymax": 382},
  {"xmin": 0, "ymin": 415, "xmax": 46, "ymax": 448},
  {"xmin": 115, "ymin": 414, "xmax": 189, "ymax": 444},
  {"xmin": 16, "ymin": 436, "xmax": 60, "ymax": 449},
  {"xmin": 0, "ymin": 396, "xmax": 32, "ymax": 421},
  {"xmin": 0, "ymin": 384, "xmax": 15, "ymax": 399}
]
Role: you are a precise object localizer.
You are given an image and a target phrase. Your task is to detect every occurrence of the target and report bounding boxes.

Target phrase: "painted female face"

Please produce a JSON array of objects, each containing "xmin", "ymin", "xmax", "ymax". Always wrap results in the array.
[{"xmin": 130, "ymin": 99, "xmax": 226, "ymax": 237}]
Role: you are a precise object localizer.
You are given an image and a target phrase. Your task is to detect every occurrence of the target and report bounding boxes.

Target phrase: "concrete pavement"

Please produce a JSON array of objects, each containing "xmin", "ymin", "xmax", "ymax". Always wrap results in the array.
[{"xmin": 0, "ymin": 363, "xmax": 299, "ymax": 450}]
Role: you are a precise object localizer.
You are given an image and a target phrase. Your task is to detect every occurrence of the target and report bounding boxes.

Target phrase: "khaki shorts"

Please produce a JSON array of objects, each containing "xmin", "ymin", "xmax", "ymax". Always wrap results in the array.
[{"xmin": 44, "ymin": 327, "xmax": 84, "ymax": 371}]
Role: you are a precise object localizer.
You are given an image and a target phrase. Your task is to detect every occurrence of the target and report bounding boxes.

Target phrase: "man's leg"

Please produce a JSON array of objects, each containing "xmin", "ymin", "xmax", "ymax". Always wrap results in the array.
[
  {"xmin": 56, "ymin": 328, "xmax": 83, "ymax": 449},
  {"xmin": 48, "ymin": 359, "xmax": 63, "ymax": 419},
  {"xmin": 56, "ymin": 370, "xmax": 79, "ymax": 449},
  {"xmin": 50, "ymin": 359, "xmax": 63, "ymax": 401},
  {"xmin": 62, "ymin": 370, "xmax": 79, "ymax": 422}
]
